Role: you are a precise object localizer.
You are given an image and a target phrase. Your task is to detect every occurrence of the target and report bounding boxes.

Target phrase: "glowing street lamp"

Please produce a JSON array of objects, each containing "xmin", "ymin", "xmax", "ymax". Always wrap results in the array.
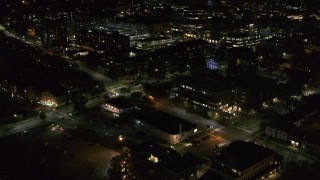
[{"xmin": 118, "ymin": 135, "xmax": 124, "ymax": 142}]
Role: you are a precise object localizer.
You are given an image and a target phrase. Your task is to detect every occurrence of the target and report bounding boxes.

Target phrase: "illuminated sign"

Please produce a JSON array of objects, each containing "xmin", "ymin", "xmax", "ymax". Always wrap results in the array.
[{"xmin": 207, "ymin": 59, "xmax": 218, "ymax": 70}]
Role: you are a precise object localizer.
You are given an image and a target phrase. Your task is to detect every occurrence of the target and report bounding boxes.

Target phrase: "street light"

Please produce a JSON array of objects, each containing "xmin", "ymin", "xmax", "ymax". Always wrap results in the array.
[{"xmin": 118, "ymin": 135, "xmax": 124, "ymax": 142}]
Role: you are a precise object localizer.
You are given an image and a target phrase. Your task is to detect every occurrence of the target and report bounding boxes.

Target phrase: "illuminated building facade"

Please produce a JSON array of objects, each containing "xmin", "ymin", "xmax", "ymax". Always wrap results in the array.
[
  {"xmin": 222, "ymin": 32, "xmax": 267, "ymax": 49},
  {"xmin": 102, "ymin": 97, "xmax": 134, "ymax": 117},
  {"xmin": 135, "ymin": 37, "xmax": 176, "ymax": 50},
  {"xmin": 94, "ymin": 23, "xmax": 150, "ymax": 46},
  {"xmin": 39, "ymin": 90, "xmax": 67, "ymax": 108},
  {"xmin": 42, "ymin": 18, "xmax": 75, "ymax": 47},
  {"xmin": 265, "ymin": 96, "xmax": 320, "ymax": 155},
  {"xmin": 176, "ymin": 76, "xmax": 237, "ymax": 111}
]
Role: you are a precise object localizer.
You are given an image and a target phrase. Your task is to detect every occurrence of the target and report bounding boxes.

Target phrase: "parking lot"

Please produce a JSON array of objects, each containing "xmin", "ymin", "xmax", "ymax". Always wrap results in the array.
[{"xmin": 0, "ymin": 124, "xmax": 119, "ymax": 179}]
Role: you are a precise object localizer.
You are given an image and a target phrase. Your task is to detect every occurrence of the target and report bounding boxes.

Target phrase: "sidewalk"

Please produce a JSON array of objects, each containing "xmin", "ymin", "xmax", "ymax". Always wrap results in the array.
[{"xmin": 255, "ymin": 136, "xmax": 318, "ymax": 162}]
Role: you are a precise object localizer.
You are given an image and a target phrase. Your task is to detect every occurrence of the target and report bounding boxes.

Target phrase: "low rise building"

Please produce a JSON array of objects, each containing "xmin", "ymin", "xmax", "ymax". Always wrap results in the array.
[
  {"xmin": 134, "ymin": 111, "xmax": 198, "ymax": 144},
  {"xmin": 131, "ymin": 142, "xmax": 198, "ymax": 180},
  {"xmin": 38, "ymin": 85, "xmax": 68, "ymax": 108},
  {"xmin": 106, "ymin": 40, "xmax": 208, "ymax": 79},
  {"xmin": 208, "ymin": 141, "xmax": 283, "ymax": 180},
  {"xmin": 223, "ymin": 32, "xmax": 262, "ymax": 48},
  {"xmin": 42, "ymin": 13, "xmax": 75, "ymax": 47},
  {"xmin": 175, "ymin": 76, "xmax": 237, "ymax": 112},
  {"xmin": 265, "ymin": 94, "xmax": 320, "ymax": 155},
  {"xmin": 135, "ymin": 37, "xmax": 176, "ymax": 50},
  {"xmin": 102, "ymin": 97, "xmax": 134, "ymax": 117},
  {"xmin": 233, "ymin": 73, "xmax": 278, "ymax": 110}
]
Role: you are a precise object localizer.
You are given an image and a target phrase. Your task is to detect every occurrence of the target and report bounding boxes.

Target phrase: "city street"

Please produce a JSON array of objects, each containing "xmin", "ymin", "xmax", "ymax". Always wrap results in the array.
[
  {"xmin": 254, "ymin": 136, "xmax": 318, "ymax": 163},
  {"xmin": 0, "ymin": 94, "xmax": 103, "ymax": 137},
  {"xmin": 154, "ymin": 97, "xmax": 223, "ymax": 130},
  {"xmin": 153, "ymin": 97, "xmax": 252, "ymax": 142},
  {"xmin": 175, "ymin": 133, "xmax": 226, "ymax": 157},
  {"xmin": 3, "ymin": 1, "xmax": 320, "ymax": 179}
]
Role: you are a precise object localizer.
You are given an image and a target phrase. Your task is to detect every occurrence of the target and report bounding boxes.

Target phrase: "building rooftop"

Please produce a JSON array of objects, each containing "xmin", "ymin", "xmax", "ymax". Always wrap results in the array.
[
  {"xmin": 216, "ymin": 141, "xmax": 276, "ymax": 171},
  {"xmin": 137, "ymin": 37, "xmax": 172, "ymax": 43},
  {"xmin": 132, "ymin": 142, "xmax": 197, "ymax": 173},
  {"xmin": 234, "ymin": 73, "xmax": 278, "ymax": 89},
  {"xmin": 178, "ymin": 76, "xmax": 234, "ymax": 93},
  {"xmin": 37, "ymin": 83, "xmax": 68, "ymax": 97},
  {"xmin": 95, "ymin": 23, "xmax": 150, "ymax": 41},
  {"xmin": 136, "ymin": 111, "xmax": 197, "ymax": 135},
  {"xmin": 126, "ymin": 15, "xmax": 172, "ymax": 25},
  {"xmin": 105, "ymin": 97, "xmax": 133, "ymax": 109},
  {"xmin": 268, "ymin": 94, "xmax": 320, "ymax": 145}
]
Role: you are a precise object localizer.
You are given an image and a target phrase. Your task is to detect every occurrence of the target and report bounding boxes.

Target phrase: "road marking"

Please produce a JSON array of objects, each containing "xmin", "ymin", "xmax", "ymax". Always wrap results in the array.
[{"xmin": 235, "ymin": 126, "xmax": 253, "ymax": 134}]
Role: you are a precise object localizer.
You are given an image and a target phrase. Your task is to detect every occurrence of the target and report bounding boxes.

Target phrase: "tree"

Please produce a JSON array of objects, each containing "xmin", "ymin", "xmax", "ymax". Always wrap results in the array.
[
  {"xmin": 72, "ymin": 93, "xmax": 88, "ymax": 112},
  {"xmin": 120, "ymin": 87, "xmax": 131, "ymax": 94},
  {"xmin": 130, "ymin": 91, "xmax": 143, "ymax": 101},
  {"xmin": 207, "ymin": 110, "xmax": 215, "ymax": 119},
  {"xmin": 107, "ymin": 155, "xmax": 122, "ymax": 179},
  {"xmin": 39, "ymin": 112, "xmax": 47, "ymax": 121},
  {"xmin": 184, "ymin": 100, "xmax": 193, "ymax": 112}
]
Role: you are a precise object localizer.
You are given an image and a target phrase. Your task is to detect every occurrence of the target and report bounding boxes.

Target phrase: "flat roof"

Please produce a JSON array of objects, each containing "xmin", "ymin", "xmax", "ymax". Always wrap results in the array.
[
  {"xmin": 268, "ymin": 94, "xmax": 320, "ymax": 145},
  {"xmin": 234, "ymin": 73, "xmax": 277, "ymax": 89},
  {"xmin": 136, "ymin": 111, "xmax": 197, "ymax": 135},
  {"xmin": 133, "ymin": 142, "xmax": 197, "ymax": 173},
  {"xmin": 138, "ymin": 37, "xmax": 172, "ymax": 42},
  {"xmin": 178, "ymin": 76, "xmax": 234, "ymax": 93},
  {"xmin": 105, "ymin": 97, "xmax": 133, "ymax": 109},
  {"xmin": 216, "ymin": 141, "xmax": 276, "ymax": 171}
]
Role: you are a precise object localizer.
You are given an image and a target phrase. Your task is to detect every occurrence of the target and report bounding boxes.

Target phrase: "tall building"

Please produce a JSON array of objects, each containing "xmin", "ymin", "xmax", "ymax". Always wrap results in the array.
[
  {"xmin": 42, "ymin": 13, "xmax": 75, "ymax": 47},
  {"xmin": 78, "ymin": 29, "xmax": 130, "ymax": 52},
  {"xmin": 75, "ymin": 18, "xmax": 96, "ymax": 44}
]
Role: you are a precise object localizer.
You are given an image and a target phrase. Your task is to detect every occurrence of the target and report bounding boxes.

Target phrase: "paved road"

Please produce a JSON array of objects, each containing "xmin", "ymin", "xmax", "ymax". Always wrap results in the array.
[
  {"xmin": 154, "ymin": 98, "xmax": 223, "ymax": 131},
  {"xmin": 254, "ymin": 136, "xmax": 318, "ymax": 163},
  {"xmin": 153, "ymin": 97, "xmax": 255, "ymax": 158},
  {"xmin": 0, "ymin": 111, "xmax": 63, "ymax": 137},
  {"xmin": 153, "ymin": 97, "xmax": 252, "ymax": 141},
  {"xmin": 0, "ymin": 25, "xmax": 118, "ymax": 138},
  {"xmin": 76, "ymin": 61, "xmax": 112, "ymax": 84},
  {"xmin": 176, "ymin": 134, "xmax": 226, "ymax": 157},
  {"xmin": 0, "ymin": 95, "xmax": 103, "ymax": 137}
]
